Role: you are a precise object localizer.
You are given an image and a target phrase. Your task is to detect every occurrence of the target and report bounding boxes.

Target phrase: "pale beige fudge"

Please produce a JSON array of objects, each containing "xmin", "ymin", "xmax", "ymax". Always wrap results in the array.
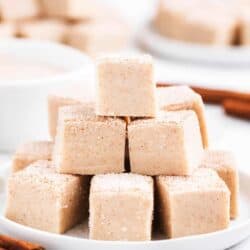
[
  {"xmin": 240, "ymin": 20, "xmax": 250, "ymax": 45},
  {"xmin": 0, "ymin": 0, "xmax": 40, "ymax": 20},
  {"xmin": 153, "ymin": 0, "xmax": 195, "ymax": 40},
  {"xmin": 18, "ymin": 19, "xmax": 67, "ymax": 42},
  {"xmin": 89, "ymin": 173, "xmax": 153, "ymax": 241},
  {"xmin": 54, "ymin": 104, "xmax": 126, "ymax": 175},
  {"xmin": 40, "ymin": 0, "xmax": 109, "ymax": 20},
  {"xmin": 48, "ymin": 83, "xmax": 95, "ymax": 139},
  {"xmin": 200, "ymin": 150, "xmax": 239, "ymax": 219},
  {"xmin": 0, "ymin": 22, "xmax": 16, "ymax": 38},
  {"xmin": 154, "ymin": 0, "xmax": 238, "ymax": 45},
  {"xmin": 6, "ymin": 160, "xmax": 89, "ymax": 233},
  {"xmin": 12, "ymin": 141, "xmax": 53, "ymax": 172},
  {"xmin": 186, "ymin": 7, "xmax": 238, "ymax": 45},
  {"xmin": 128, "ymin": 110, "xmax": 203, "ymax": 176},
  {"xmin": 234, "ymin": 1, "xmax": 250, "ymax": 45},
  {"xmin": 96, "ymin": 55, "xmax": 156, "ymax": 117},
  {"xmin": 156, "ymin": 168, "xmax": 230, "ymax": 238},
  {"xmin": 66, "ymin": 21, "xmax": 128, "ymax": 56},
  {"xmin": 240, "ymin": 14, "xmax": 250, "ymax": 45},
  {"xmin": 157, "ymin": 86, "xmax": 209, "ymax": 148}
]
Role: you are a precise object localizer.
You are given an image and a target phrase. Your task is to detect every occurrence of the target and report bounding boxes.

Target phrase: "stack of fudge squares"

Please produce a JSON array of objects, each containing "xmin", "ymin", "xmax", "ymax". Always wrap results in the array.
[{"xmin": 6, "ymin": 55, "xmax": 239, "ymax": 241}]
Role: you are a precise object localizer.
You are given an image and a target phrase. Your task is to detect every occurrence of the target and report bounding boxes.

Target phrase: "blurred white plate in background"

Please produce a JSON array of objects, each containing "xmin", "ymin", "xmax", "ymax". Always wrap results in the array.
[
  {"xmin": 0, "ymin": 163, "xmax": 250, "ymax": 250},
  {"xmin": 140, "ymin": 23, "xmax": 250, "ymax": 66}
]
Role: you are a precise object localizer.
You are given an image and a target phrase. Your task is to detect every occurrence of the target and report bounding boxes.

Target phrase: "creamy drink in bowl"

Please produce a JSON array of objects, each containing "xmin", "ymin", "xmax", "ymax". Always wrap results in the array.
[
  {"xmin": 0, "ymin": 39, "xmax": 94, "ymax": 151},
  {"xmin": 0, "ymin": 54, "xmax": 65, "ymax": 80}
]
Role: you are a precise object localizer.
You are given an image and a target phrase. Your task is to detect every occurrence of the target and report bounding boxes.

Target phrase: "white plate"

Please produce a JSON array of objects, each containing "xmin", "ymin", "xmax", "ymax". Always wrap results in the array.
[
  {"xmin": 0, "ymin": 163, "xmax": 250, "ymax": 250},
  {"xmin": 139, "ymin": 23, "xmax": 250, "ymax": 65}
]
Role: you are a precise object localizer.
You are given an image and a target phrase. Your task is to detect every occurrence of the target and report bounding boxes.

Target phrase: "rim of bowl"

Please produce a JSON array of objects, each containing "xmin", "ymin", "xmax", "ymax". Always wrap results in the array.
[{"xmin": 0, "ymin": 38, "xmax": 93, "ymax": 87}]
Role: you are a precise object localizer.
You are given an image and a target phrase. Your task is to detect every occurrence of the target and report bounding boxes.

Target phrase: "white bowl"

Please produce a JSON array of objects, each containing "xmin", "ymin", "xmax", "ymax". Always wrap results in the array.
[{"xmin": 0, "ymin": 39, "xmax": 94, "ymax": 152}]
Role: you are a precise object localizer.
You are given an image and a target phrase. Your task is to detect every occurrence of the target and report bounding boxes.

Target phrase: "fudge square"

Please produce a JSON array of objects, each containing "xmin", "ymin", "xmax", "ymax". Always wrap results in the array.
[
  {"xmin": 240, "ymin": 14, "xmax": 250, "ymax": 45},
  {"xmin": 12, "ymin": 140, "xmax": 53, "ymax": 172},
  {"xmin": 200, "ymin": 150, "xmax": 239, "ymax": 219},
  {"xmin": 54, "ymin": 104, "xmax": 126, "ymax": 175},
  {"xmin": 96, "ymin": 55, "xmax": 156, "ymax": 117},
  {"xmin": 156, "ymin": 168, "xmax": 230, "ymax": 238},
  {"xmin": 18, "ymin": 19, "xmax": 67, "ymax": 43},
  {"xmin": 181, "ymin": 8, "xmax": 237, "ymax": 46},
  {"xmin": 89, "ymin": 173, "xmax": 154, "ymax": 241},
  {"xmin": 157, "ymin": 86, "xmax": 209, "ymax": 148},
  {"xmin": 128, "ymin": 110, "xmax": 203, "ymax": 176},
  {"xmin": 0, "ymin": 0, "xmax": 40, "ymax": 20},
  {"xmin": 66, "ymin": 21, "xmax": 128, "ymax": 57},
  {"xmin": 5, "ymin": 160, "xmax": 89, "ymax": 234},
  {"xmin": 153, "ymin": 0, "xmax": 238, "ymax": 45}
]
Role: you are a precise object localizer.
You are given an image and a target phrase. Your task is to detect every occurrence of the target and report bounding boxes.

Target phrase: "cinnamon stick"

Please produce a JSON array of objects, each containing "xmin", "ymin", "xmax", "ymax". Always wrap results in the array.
[
  {"xmin": 223, "ymin": 99, "xmax": 250, "ymax": 119},
  {"xmin": 0, "ymin": 235, "xmax": 45, "ymax": 250},
  {"xmin": 157, "ymin": 82, "xmax": 250, "ymax": 104}
]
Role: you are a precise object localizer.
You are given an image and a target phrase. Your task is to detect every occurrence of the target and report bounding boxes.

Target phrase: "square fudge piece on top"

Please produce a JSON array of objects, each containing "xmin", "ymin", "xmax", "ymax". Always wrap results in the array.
[
  {"xmin": 156, "ymin": 168, "xmax": 230, "ymax": 238},
  {"xmin": 157, "ymin": 86, "xmax": 209, "ymax": 148},
  {"xmin": 96, "ymin": 55, "xmax": 156, "ymax": 117},
  {"xmin": 0, "ymin": 0, "xmax": 40, "ymax": 20},
  {"xmin": 200, "ymin": 150, "xmax": 239, "ymax": 219},
  {"xmin": 89, "ymin": 173, "xmax": 154, "ymax": 241},
  {"xmin": 54, "ymin": 104, "xmax": 126, "ymax": 175},
  {"xmin": 18, "ymin": 19, "xmax": 67, "ymax": 42},
  {"xmin": 12, "ymin": 141, "xmax": 53, "ymax": 172},
  {"xmin": 128, "ymin": 110, "xmax": 203, "ymax": 176},
  {"xmin": 6, "ymin": 160, "xmax": 89, "ymax": 234}
]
